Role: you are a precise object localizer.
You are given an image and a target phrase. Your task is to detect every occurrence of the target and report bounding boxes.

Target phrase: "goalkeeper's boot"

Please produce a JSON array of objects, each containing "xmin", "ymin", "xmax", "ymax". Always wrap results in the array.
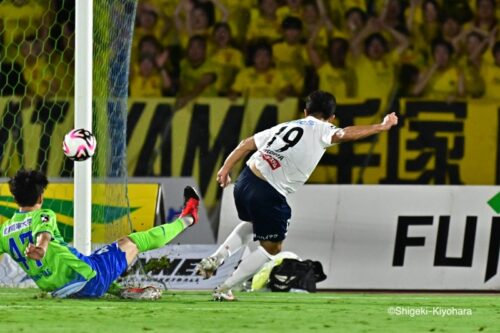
[
  {"xmin": 195, "ymin": 256, "xmax": 222, "ymax": 279},
  {"xmin": 120, "ymin": 286, "xmax": 162, "ymax": 300},
  {"xmin": 179, "ymin": 186, "xmax": 200, "ymax": 226},
  {"xmin": 212, "ymin": 287, "xmax": 236, "ymax": 302}
]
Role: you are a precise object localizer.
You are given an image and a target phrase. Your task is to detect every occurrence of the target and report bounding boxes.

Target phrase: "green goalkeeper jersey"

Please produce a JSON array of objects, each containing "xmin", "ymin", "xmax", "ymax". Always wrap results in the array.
[{"xmin": 0, "ymin": 209, "xmax": 96, "ymax": 291}]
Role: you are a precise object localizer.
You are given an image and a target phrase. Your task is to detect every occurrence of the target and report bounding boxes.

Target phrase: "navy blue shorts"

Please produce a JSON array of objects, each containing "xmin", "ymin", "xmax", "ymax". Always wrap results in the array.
[
  {"xmin": 234, "ymin": 166, "xmax": 291, "ymax": 242},
  {"xmin": 73, "ymin": 242, "xmax": 128, "ymax": 298}
]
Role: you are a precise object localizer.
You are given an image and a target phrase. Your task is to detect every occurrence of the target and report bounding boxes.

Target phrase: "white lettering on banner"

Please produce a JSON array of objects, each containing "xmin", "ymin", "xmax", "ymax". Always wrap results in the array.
[
  {"xmin": 219, "ymin": 185, "xmax": 500, "ymax": 290},
  {"xmin": 120, "ymin": 244, "xmax": 243, "ymax": 290}
]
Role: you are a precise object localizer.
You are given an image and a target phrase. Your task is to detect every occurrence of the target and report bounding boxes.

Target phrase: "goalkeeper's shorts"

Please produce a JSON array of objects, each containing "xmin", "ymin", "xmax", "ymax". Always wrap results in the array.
[{"xmin": 72, "ymin": 242, "xmax": 128, "ymax": 298}]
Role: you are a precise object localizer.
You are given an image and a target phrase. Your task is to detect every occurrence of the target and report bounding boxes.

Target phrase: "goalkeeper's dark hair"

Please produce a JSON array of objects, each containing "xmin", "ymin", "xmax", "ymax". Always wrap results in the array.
[
  {"xmin": 305, "ymin": 90, "xmax": 336, "ymax": 119},
  {"xmin": 9, "ymin": 169, "xmax": 49, "ymax": 207}
]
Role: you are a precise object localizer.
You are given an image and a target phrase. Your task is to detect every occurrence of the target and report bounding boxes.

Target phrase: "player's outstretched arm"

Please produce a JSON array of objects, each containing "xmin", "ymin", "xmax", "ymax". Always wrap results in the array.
[
  {"xmin": 217, "ymin": 136, "xmax": 257, "ymax": 187},
  {"xmin": 25, "ymin": 232, "xmax": 51, "ymax": 261},
  {"xmin": 331, "ymin": 112, "xmax": 398, "ymax": 144}
]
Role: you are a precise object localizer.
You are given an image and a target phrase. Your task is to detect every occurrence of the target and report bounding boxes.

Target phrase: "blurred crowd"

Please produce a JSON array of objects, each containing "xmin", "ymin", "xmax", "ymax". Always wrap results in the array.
[
  {"xmin": 130, "ymin": 0, "xmax": 500, "ymax": 109},
  {"xmin": 0, "ymin": 0, "xmax": 499, "ymax": 109},
  {"xmin": 0, "ymin": 0, "xmax": 74, "ymax": 104}
]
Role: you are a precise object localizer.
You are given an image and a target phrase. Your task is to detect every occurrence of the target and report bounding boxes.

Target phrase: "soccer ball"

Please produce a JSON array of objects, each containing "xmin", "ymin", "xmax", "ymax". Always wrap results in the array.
[{"xmin": 63, "ymin": 128, "xmax": 96, "ymax": 161}]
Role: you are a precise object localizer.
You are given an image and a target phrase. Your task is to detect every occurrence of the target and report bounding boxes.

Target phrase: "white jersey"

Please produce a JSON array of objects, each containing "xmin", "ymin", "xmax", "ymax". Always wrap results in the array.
[{"xmin": 247, "ymin": 116, "xmax": 340, "ymax": 196}]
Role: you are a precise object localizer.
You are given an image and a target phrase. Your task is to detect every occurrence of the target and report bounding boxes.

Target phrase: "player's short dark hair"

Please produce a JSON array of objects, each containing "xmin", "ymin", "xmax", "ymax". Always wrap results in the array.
[
  {"xmin": 305, "ymin": 90, "xmax": 336, "ymax": 119},
  {"xmin": 9, "ymin": 169, "xmax": 48, "ymax": 207},
  {"xmin": 281, "ymin": 16, "xmax": 303, "ymax": 30}
]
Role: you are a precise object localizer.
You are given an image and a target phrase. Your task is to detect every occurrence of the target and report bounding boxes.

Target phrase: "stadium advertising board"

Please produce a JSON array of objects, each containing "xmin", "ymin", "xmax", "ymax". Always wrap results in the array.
[
  {"xmin": 0, "ymin": 183, "xmax": 160, "ymax": 243},
  {"xmin": 220, "ymin": 185, "xmax": 500, "ymax": 290},
  {"xmin": 121, "ymin": 244, "xmax": 243, "ymax": 290}
]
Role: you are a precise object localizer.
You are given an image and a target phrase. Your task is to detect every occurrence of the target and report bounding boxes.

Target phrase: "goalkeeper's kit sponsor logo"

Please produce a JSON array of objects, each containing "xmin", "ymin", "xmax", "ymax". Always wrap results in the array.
[
  {"xmin": 2, "ymin": 218, "xmax": 31, "ymax": 236},
  {"xmin": 392, "ymin": 191, "xmax": 500, "ymax": 283}
]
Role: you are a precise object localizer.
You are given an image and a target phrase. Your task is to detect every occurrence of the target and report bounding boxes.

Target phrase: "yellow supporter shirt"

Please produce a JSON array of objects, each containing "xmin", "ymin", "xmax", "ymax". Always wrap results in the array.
[
  {"xmin": 273, "ymin": 42, "xmax": 308, "ymax": 93},
  {"xmin": 216, "ymin": 0, "xmax": 254, "ymax": 43},
  {"xmin": 277, "ymin": 6, "xmax": 303, "ymax": 22},
  {"xmin": 306, "ymin": 25, "xmax": 329, "ymax": 49},
  {"xmin": 481, "ymin": 63, "xmax": 500, "ymax": 99},
  {"xmin": 483, "ymin": 51, "xmax": 495, "ymax": 67},
  {"xmin": 468, "ymin": 0, "xmax": 500, "ymax": 19},
  {"xmin": 141, "ymin": 0, "xmax": 180, "ymax": 47},
  {"xmin": 50, "ymin": 53, "xmax": 74, "ymax": 98},
  {"xmin": 423, "ymin": 67, "xmax": 461, "ymax": 99},
  {"xmin": 210, "ymin": 47, "xmax": 244, "ymax": 94},
  {"xmin": 343, "ymin": 0, "xmax": 367, "ymax": 12},
  {"xmin": 129, "ymin": 72, "xmax": 163, "ymax": 98},
  {"xmin": 219, "ymin": 0, "xmax": 254, "ymax": 9},
  {"xmin": 179, "ymin": 59, "xmax": 218, "ymax": 97},
  {"xmin": 22, "ymin": 58, "xmax": 55, "ymax": 97},
  {"xmin": 273, "ymin": 42, "xmax": 309, "ymax": 71},
  {"xmin": 318, "ymin": 62, "xmax": 355, "ymax": 99},
  {"xmin": 144, "ymin": 0, "xmax": 177, "ymax": 19},
  {"xmin": 231, "ymin": 67, "xmax": 288, "ymax": 97},
  {"xmin": 458, "ymin": 57, "xmax": 484, "ymax": 98},
  {"xmin": 0, "ymin": 0, "xmax": 46, "ymax": 63},
  {"xmin": 246, "ymin": 9, "xmax": 281, "ymax": 42},
  {"xmin": 353, "ymin": 51, "xmax": 399, "ymax": 100}
]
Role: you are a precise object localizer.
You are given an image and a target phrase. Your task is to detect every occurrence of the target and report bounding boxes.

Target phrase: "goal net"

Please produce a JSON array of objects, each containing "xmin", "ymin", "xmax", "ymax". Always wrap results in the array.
[{"xmin": 0, "ymin": 0, "xmax": 138, "ymax": 286}]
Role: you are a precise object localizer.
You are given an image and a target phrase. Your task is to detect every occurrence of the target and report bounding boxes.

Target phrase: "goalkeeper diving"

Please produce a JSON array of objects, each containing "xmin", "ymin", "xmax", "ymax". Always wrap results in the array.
[{"xmin": 0, "ymin": 169, "xmax": 200, "ymax": 298}]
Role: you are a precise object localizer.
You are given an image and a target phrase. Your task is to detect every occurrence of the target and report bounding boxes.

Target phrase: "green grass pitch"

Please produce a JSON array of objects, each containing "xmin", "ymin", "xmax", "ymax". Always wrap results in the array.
[{"xmin": 0, "ymin": 288, "xmax": 498, "ymax": 333}]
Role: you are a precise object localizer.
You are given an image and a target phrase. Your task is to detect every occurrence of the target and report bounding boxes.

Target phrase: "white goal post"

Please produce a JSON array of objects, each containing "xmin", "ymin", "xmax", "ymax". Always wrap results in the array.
[{"xmin": 74, "ymin": 0, "xmax": 93, "ymax": 255}]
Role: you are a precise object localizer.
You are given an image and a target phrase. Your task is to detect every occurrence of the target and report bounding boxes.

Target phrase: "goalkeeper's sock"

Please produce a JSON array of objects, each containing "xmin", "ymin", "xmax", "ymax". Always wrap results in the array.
[
  {"xmin": 211, "ymin": 221, "xmax": 253, "ymax": 265},
  {"xmin": 219, "ymin": 246, "xmax": 272, "ymax": 291},
  {"xmin": 128, "ymin": 217, "xmax": 192, "ymax": 252}
]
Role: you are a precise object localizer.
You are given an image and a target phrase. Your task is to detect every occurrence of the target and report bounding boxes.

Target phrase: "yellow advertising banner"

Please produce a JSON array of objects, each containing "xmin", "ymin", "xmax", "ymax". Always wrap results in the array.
[
  {"xmin": 126, "ymin": 97, "xmax": 299, "ymax": 206},
  {"xmin": 393, "ymin": 99, "xmax": 499, "ymax": 184},
  {"xmin": 0, "ymin": 183, "xmax": 159, "ymax": 243},
  {"xmin": 309, "ymin": 98, "xmax": 389, "ymax": 184}
]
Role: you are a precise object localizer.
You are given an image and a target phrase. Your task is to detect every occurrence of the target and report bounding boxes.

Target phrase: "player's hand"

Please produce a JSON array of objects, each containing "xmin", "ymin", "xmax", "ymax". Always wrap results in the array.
[
  {"xmin": 381, "ymin": 112, "xmax": 398, "ymax": 130},
  {"xmin": 25, "ymin": 244, "xmax": 45, "ymax": 261},
  {"xmin": 217, "ymin": 167, "xmax": 231, "ymax": 188}
]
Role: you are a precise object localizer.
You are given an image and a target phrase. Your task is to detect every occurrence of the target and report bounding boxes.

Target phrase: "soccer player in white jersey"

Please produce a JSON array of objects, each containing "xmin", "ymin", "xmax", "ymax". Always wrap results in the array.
[{"xmin": 197, "ymin": 90, "xmax": 398, "ymax": 300}]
